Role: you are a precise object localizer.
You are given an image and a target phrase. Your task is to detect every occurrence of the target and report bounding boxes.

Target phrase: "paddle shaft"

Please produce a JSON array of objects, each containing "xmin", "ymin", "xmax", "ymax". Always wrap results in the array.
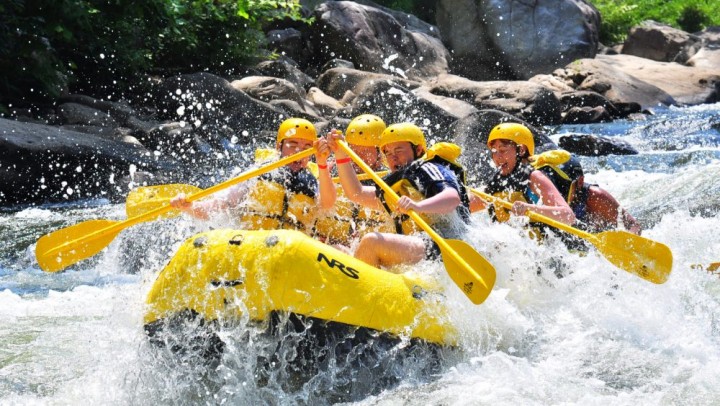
[
  {"xmin": 470, "ymin": 188, "xmax": 673, "ymax": 284},
  {"xmin": 470, "ymin": 188, "xmax": 602, "ymax": 242},
  {"xmin": 42, "ymin": 148, "xmax": 316, "ymax": 259},
  {"xmin": 337, "ymin": 142, "xmax": 488, "ymax": 289}
]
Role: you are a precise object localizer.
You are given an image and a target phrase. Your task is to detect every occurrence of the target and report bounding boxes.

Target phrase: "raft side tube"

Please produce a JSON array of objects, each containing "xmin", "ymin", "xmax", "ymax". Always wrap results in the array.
[{"xmin": 144, "ymin": 229, "xmax": 457, "ymax": 345}]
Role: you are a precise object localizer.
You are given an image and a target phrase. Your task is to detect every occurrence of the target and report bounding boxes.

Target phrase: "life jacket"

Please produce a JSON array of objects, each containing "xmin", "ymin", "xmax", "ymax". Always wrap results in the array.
[
  {"xmin": 238, "ymin": 166, "xmax": 318, "ymax": 235},
  {"xmin": 377, "ymin": 142, "xmax": 471, "ymax": 235},
  {"xmin": 485, "ymin": 162, "xmax": 537, "ymax": 223},
  {"xmin": 314, "ymin": 182, "xmax": 396, "ymax": 245},
  {"xmin": 524, "ymin": 150, "xmax": 590, "ymax": 250},
  {"xmin": 532, "ymin": 150, "xmax": 582, "ymax": 204}
]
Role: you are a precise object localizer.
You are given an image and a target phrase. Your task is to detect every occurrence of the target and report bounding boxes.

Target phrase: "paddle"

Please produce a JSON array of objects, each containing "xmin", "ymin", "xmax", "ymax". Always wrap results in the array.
[
  {"xmin": 35, "ymin": 148, "xmax": 316, "ymax": 273},
  {"xmin": 470, "ymin": 189, "xmax": 673, "ymax": 284},
  {"xmin": 336, "ymin": 141, "xmax": 496, "ymax": 304},
  {"xmin": 125, "ymin": 183, "xmax": 202, "ymax": 218},
  {"xmin": 124, "ymin": 171, "xmax": 391, "ymax": 219},
  {"xmin": 692, "ymin": 262, "xmax": 720, "ymax": 273}
]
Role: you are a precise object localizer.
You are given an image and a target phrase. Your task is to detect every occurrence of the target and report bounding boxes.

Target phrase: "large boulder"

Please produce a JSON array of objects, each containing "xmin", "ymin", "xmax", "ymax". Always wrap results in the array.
[
  {"xmin": 346, "ymin": 80, "xmax": 461, "ymax": 137},
  {"xmin": 316, "ymin": 67, "xmax": 421, "ymax": 101},
  {"xmin": 426, "ymin": 74, "xmax": 562, "ymax": 125},
  {"xmin": 312, "ymin": 1, "xmax": 451, "ymax": 80},
  {"xmin": 552, "ymin": 56, "xmax": 678, "ymax": 108},
  {"xmin": 595, "ymin": 54, "xmax": 720, "ymax": 106},
  {"xmin": 255, "ymin": 59, "xmax": 315, "ymax": 91},
  {"xmin": 558, "ymin": 134, "xmax": 639, "ymax": 156},
  {"xmin": 622, "ymin": 20, "xmax": 702, "ymax": 63},
  {"xmin": 0, "ymin": 118, "xmax": 180, "ymax": 205},
  {"xmin": 436, "ymin": 0, "xmax": 600, "ymax": 80},
  {"xmin": 151, "ymin": 72, "xmax": 289, "ymax": 150},
  {"xmin": 686, "ymin": 47, "xmax": 720, "ymax": 70}
]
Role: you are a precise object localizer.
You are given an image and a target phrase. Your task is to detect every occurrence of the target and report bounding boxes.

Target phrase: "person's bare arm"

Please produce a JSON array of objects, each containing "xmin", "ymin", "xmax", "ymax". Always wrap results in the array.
[
  {"xmin": 586, "ymin": 186, "xmax": 641, "ymax": 234},
  {"xmin": 327, "ymin": 130, "xmax": 384, "ymax": 210},
  {"xmin": 621, "ymin": 208, "xmax": 642, "ymax": 235},
  {"xmin": 170, "ymin": 183, "xmax": 248, "ymax": 220},
  {"xmin": 512, "ymin": 171, "xmax": 576, "ymax": 225},
  {"xmin": 468, "ymin": 192, "xmax": 489, "ymax": 213},
  {"xmin": 397, "ymin": 188, "xmax": 461, "ymax": 214},
  {"xmin": 314, "ymin": 138, "xmax": 337, "ymax": 209}
]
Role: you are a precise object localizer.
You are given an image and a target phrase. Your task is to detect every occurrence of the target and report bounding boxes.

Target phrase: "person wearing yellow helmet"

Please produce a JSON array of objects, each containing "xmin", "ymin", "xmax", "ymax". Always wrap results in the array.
[
  {"xmin": 170, "ymin": 117, "xmax": 336, "ymax": 235},
  {"xmin": 328, "ymin": 122, "xmax": 470, "ymax": 268},
  {"xmin": 316, "ymin": 114, "xmax": 395, "ymax": 245},
  {"xmin": 537, "ymin": 156, "xmax": 641, "ymax": 235},
  {"xmin": 468, "ymin": 122, "xmax": 575, "ymax": 226},
  {"xmin": 344, "ymin": 114, "xmax": 386, "ymax": 172}
]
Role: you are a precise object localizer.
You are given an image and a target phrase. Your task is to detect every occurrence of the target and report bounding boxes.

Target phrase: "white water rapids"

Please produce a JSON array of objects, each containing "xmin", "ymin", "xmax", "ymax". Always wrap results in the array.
[{"xmin": 1, "ymin": 103, "xmax": 719, "ymax": 405}]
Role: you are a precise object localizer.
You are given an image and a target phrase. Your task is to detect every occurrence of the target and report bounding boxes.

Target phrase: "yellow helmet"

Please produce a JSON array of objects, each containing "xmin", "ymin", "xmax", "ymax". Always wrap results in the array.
[
  {"xmin": 487, "ymin": 123, "xmax": 534, "ymax": 156},
  {"xmin": 345, "ymin": 114, "xmax": 386, "ymax": 147},
  {"xmin": 276, "ymin": 118, "xmax": 317, "ymax": 148},
  {"xmin": 379, "ymin": 122, "xmax": 427, "ymax": 152}
]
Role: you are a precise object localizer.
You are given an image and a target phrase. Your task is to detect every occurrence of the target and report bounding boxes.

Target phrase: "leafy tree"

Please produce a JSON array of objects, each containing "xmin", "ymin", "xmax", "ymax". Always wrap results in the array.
[
  {"xmin": 590, "ymin": 0, "xmax": 719, "ymax": 44},
  {"xmin": 0, "ymin": 0, "xmax": 307, "ymax": 112}
]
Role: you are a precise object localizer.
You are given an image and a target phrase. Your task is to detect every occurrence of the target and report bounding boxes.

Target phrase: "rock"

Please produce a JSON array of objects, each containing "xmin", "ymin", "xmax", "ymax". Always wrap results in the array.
[
  {"xmin": 268, "ymin": 99, "xmax": 324, "ymax": 121},
  {"xmin": 562, "ymin": 106, "xmax": 613, "ymax": 124},
  {"xmin": 529, "ymin": 74, "xmax": 577, "ymax": 95},
  {"xmin": 347, "ymin": 80, "xmax": 460, "ymax": 137},
  {"xmin": 255, "ymin": 59, "xmax": 315, "ymax": 91},
  {"xmin": 320, "ymin": 59, "xmax": 355, "ymax": 71},
  {"xmin": 436, "ymin": 0, "xmax": 600, "ymax": 80},
  {"xmin": 151, "ymin": 72, "xmax": 288, "ymax": 152},
  {"xmin": 558, "ymin": 133, "xmax": 638, "ymax": 156},
  {"xmin": 686, "ymin": 47, "xmax": 720, "ymax": 70},
  {"xmin": 596, "ymin": 54, "xmax": 720, "ymax": 105},
  {"xmin": 266, "ymin": 28, "xmax": 311, "ymax": 67},
  {"xmin": 306, "ymin": 87, "xmax": 344, "ymax": 116},
  {"xmin": 427, "ymin": 74, "xmax": 562, "ymax": 125},
  {"xmin": 0, "ymin": 118, "xmax": 180, "ymax": 205},
  {"xmin": 58, "ymin": 94, "xmax": 139, "ymax": 124},
  {"xmin": 554, "ymin": 57, "xmax": 678, "ymax": 108},
  {"xmin": 230, "ymin": 76, "xmax": 307, "ymax": 105},
  {"xmin": 316, "ymin": 67, "xmax": 420, "ymax": 101},
  {"xmin": 622, "ymin": 20, "xmax": 701, "ymax": 63},
  {"xmin": 57, "ymin": 103, "xmax": 118, "ymax": 127},
  {"xmin": 312, "ymin": 1, "xmax": 450, "ymax": 80},
  {"xmin": 412, "ymin": 87, "xmax": 478, "ymax": 121},
  {"xmin": 559, "ymin": 91, "xmax": 621, "ymax": 118}
]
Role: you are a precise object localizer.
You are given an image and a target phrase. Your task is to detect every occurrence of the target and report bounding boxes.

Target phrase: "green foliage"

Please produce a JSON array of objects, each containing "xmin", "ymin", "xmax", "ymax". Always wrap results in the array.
[
  {"xmin": 678, "ymin": 6, "xmax": 711, "ymax": 34},
  {"xmin": 0, "ymin": 0, "xmax": 307, "ymax": 110},
  {"xmin": 590, "ymin": 0, "xmax": 720, "ymax": 44}
]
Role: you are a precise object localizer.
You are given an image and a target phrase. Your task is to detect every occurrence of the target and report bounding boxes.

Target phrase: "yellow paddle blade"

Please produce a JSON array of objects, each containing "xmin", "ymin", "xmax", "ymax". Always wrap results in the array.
[
  {"xmin": 594, "ymin": 230, "xmax": 673, "ymax": 284},
  {"xmin": 35, "ymin": 219, "xmax": 122, "ymax": 272},
  {"xmin": 35, "ymin": 148, "xmax": 318, "ymax": 273},
  {"xmin": 692, "ymin": 262, "xmax": 720, "ymax": 275},
  {"xmin": 125, "ymin": 184, "xmax": 203, "ymax": 218},
  {"xmin": 441, "ymin": 239, "xmax": 496, "ymax": 304},
  {"xmin": 469, "ymin": 187, "xmax": 674, "ymax": 284}
]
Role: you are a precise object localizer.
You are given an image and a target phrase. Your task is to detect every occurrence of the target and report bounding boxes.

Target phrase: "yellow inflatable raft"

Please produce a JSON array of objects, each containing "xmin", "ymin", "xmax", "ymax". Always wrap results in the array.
[{"xmin": 144, "ymin": 229, "xmax": 457, "ymax": 347}]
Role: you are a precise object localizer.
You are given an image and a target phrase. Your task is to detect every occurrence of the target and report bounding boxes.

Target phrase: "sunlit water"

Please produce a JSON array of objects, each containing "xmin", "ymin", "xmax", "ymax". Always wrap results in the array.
[{"xmin": 1, "ymin": 103, "xmax": 719, "ymax": 405}]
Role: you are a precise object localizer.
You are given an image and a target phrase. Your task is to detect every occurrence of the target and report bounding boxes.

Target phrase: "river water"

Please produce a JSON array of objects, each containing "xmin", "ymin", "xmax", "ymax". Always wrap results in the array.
[{"xmin": 1, "ymin": 103, "xmax": 719, "ymax": 405}]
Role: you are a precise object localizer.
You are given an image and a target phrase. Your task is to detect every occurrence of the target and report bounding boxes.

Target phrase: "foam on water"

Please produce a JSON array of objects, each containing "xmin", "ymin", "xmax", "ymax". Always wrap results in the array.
[{"xmin": 1, "ymin": 104, "xmax": 719, "ymax": 404}]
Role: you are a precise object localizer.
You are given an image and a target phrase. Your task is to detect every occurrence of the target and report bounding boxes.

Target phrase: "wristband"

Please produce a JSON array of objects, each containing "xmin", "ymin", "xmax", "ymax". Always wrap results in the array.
[
  {"xmin": 336, "ymin": 157, "xmax": 352, "ymax": 165},
  {"xmin": 317, "ymin": 163, "xmax": 328, "ymax": 170}
]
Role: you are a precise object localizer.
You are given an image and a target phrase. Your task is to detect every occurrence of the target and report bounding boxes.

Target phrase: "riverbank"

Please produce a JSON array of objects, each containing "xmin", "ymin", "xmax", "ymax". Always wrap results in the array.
[{"xmin": 1, "ymin": 1, "xmax": 718, "ymax": 206}]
